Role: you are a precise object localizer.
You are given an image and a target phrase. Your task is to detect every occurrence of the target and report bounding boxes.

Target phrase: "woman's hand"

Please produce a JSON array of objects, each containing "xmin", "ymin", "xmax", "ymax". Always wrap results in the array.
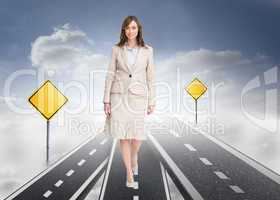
[
  {"xmin": 104, "ymin": 103, "xmax": 111, "ymax": 117},
  {"xmin": 147, "ymin": 105, "xmax": 155, "ymax": 115}
]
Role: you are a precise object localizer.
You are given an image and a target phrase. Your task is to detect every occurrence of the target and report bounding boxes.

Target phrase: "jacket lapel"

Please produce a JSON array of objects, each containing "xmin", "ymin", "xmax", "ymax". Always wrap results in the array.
[{"xmin": 120, "ymin": 45, "xmax": 142, "ymax": 73}]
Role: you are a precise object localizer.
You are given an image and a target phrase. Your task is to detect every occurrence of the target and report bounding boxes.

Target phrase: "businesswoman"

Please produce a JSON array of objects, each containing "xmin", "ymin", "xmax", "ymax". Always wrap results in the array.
[{"xmin": 103, "ymin": 15, "xmax": 156, "ymax": 188}]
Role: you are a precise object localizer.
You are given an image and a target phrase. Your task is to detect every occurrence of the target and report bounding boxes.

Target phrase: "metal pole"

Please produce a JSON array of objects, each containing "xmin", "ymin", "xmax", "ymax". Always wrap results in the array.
[
  {"xmin": 195, "ymin": 100, "xmax": 197, "ymax": 124},
  {"xmin": 46, "ymin": 120, "xmax": 50, "ymax": 164}
]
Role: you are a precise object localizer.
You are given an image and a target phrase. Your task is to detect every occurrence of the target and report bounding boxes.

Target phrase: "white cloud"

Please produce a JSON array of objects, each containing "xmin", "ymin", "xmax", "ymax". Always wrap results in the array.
[
  {"xmin": 0, "ymin": 96, "xmax": 17, "ymax": 102},
  {"xmin": 0, "ymin": 96, "xmax": 25, "ymax": 107},
  {"xmin": 155, "ymin": 48, "xmax": 272, "ymax": 105},
  {"xmin": 175, "ymin": 48, "xmax": 243, "ymax": 68},
  {"xmin": 154, "ymin": 49, "xmax": 248, "ymax": 107},
  {"xmin": 30, "ymin": 23, "xmax": 108, "ymax": 80},
  {"xmin": 157, "ymin": 48, "xmax": 269, "ymax": 76},
  {"xmin": 158, "ymin": 48, "xmax": 240, "ymax": 74}
]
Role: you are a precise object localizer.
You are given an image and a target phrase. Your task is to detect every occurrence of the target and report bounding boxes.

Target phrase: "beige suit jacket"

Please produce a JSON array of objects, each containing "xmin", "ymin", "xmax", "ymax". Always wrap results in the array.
[{"xmin": 103, "ymin": 44, "xmax": 156, "ymax": 106}]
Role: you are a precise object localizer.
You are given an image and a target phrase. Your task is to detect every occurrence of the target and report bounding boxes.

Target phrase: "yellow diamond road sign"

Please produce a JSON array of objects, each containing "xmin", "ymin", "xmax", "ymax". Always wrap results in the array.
[
  {"xmin": 185, "ymin": 78, "xmax": 207, "ymax": 100},
  {"xmin": 28, "ymin": 80, "xmax": 68, "ymax": 120}
]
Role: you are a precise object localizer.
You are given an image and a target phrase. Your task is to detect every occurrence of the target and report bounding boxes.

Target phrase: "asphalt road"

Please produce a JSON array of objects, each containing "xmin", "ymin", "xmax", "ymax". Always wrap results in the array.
[
  {"xmin": 4, "ymin": 116, "xmax": 280, "ymax": 200},
  {"xmin": 4, "ymin": 133, "xmax": 112, "ymax": 200},
  {"xmin": 100, "ymin": 140, "xmax": 168, "ymax": 200},
  {"xmin": 149, "ymin": 116, "xmax": 280, "ymax": 200}
]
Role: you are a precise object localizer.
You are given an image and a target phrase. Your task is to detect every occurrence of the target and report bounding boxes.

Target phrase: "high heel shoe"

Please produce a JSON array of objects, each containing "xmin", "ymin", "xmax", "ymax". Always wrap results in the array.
[
  {"xmin": 126, "ymin": 176, "xmax": 137, "ymax": 189},
  {"xmin": 126, "ymin": 180, "xmax": 137, "ymax": 188}
]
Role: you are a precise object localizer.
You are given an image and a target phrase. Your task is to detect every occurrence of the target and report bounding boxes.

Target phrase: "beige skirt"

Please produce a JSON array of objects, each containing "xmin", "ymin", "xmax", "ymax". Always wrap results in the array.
[{"xmin": 103, "ymin": 92, "xmax": 148, "ymax": 140}]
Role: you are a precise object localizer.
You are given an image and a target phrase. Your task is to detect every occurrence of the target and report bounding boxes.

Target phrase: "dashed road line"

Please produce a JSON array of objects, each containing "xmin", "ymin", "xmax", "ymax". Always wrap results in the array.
[
  {"xmin": 78, "ymin": 159, "xmax": 86, "ymax": 166},
  {"xmin": 229, "ymin": 185, "xmax": 245, "ymax": 193},
  {"xmin": 89, "ymin": 149, "xmax": 97, "ymax": 156},
  {"xmin": 175, "ymin": 116, "xmax": 280, "ymax": 185},
  {"xmin": 4, "ymin": 134, "xmax": 99, "ymax": 200},
  {"xmin": 66, "ymin": 169, "xmax": 75, "ymax": 177},
  {"xmin": 133, "ymin": 195, "xmax": 139, "ymax": 200},
  {"xmin": 54, "ymin": 180, "xmax": 63, "ymax": 187},
  {"xmin": 100, "ymin": 139, "xmax": 108, "ymax": 145},
  {"xmin": 149, "ymin": 134, "xmax": 204, "ymax": 200},
  {"xmin": 43, "ymin": 190, "xmax": 52, "ymax": 198},
  {"xmin": 199, "ymin": 158, "xmax": 213, "ymax": 166},
  {"xmin": 69, "ymin": 158, "xmax": 108, "ymax": 200},
  {"xmin": 214, "ymin": 171, "xmax": 230, "ymax": 180},
  {"xmin": 184, "ymin": 144, "xmax": 197, "ymax": 151}
]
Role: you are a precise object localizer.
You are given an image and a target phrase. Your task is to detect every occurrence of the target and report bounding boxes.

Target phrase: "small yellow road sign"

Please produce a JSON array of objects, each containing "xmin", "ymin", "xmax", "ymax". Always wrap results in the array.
[
  {"xmin": 185, "ymin": 78, "xmax": 207, "ymax": 124},
  {"xmin": 185, "ymin": 78, "xmax": 207, "ymax": 100},
  {"xmin": 28, "ymin": 80, "xmax": 68, "ymax": 120}
]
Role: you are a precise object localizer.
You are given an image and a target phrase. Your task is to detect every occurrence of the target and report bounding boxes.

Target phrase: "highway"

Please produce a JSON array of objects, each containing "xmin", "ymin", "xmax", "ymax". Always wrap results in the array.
[
  {"xmin": 4, "ymin": 133, "xmax": 112, "ymax": 200},
  {"xmin": 4, "ymin": 116, "xmax": 280, "ymax": 200}
]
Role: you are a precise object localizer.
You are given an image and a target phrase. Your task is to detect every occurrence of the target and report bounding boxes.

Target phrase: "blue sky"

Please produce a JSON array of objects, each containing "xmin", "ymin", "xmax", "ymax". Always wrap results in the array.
[
  {"xmin": 0, "ymin": 0, "xmax": 279, "ymax": 117},
  {"xmin": 1, "ymin": 0, "xmax": 280, "ymax": 64}
]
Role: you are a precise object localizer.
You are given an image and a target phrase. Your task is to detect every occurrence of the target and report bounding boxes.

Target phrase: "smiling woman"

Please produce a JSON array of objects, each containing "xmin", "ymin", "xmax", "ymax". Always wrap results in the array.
[{"xmin": 102, "ymin": 15, "xmax": 156, "ymax": 189}]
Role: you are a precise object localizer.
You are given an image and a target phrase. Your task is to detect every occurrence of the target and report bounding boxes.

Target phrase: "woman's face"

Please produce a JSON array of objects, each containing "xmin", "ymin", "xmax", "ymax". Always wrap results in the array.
[{"xmin": 125, "ymin": 20, "xmax": 138, "ymax": 41}]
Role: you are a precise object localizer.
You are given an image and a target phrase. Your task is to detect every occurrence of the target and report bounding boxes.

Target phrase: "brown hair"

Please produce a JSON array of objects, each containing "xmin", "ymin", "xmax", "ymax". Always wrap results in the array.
[{"xmin": 116, "ymin": 16, "xmax": 147, "ymax": 48}]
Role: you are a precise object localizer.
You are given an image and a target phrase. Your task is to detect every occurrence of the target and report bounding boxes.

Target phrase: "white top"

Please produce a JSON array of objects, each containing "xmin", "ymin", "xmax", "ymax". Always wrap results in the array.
[{"xmin": 124, "ymin": 43, "xmax": 139, "ymax": 68}]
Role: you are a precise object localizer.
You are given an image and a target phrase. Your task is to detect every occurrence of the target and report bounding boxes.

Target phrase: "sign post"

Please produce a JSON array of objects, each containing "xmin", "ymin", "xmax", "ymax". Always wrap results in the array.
[
  {"xmin": 185, "ymin": 78, "xmax": 207, "ymax": 124},
  {"xmin": 28, "ymin": 80, "xmax": 68, "ymax": 164},
  {"xmin": 46, "ymin": 120, "xmax": 50, "ymax": 162}
]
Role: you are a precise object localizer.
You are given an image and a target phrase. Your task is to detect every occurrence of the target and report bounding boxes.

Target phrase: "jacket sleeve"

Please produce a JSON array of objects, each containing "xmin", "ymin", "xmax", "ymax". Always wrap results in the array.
[
  {"xmin": 146, "ymin": 47, "xmax": 156, "ymax": 106},
  {"xmin": 103, "ymin": 46, "xmax": 117, "ymax": 103}
]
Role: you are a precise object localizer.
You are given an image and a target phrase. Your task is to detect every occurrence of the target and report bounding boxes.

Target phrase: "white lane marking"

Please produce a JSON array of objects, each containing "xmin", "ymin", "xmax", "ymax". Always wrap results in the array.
[
  {"xmin": 89, "ymin": 149, "xmax": 97, "ymax": 156},
  {"xmin": 69, "ymin": 158, "xmax": 108, "ymax": 200},
  {"xmin": 199, "ymin": 158, "xmax": 213, "ymax": 166},
  {"xmin": 184, "ymin": 144, "xmax": 197, "ymax": 151},
  {"xmin": 54, "ymin": 180, "xmax": 63, "ymax": 187},
  {"xmin": 77, "ymin": 159, "xmax": 86, "ymax": 166},
  {"xmin": 160, "ymin": 162, "xmax": 171, "ymax": 200},
  {"xmin": 175, "ymin": 117, "xmax": 280, "ymax": 185},
  {"xmin": 133, "ymin": 195, "xmax": 139, "ymax": 200},
  {"xmin": 148, "ymin": 134, "xmax": 204, "ymax": 200},
  {"xmin": 4, "ymin": 133, "xmax": 100, "ymax": 200},
  {"xmin": 43, "ymin": 190, "xmax": 52, "ymax": 198},
  {"xmin": 99, "ymin": 140, "xmax": 117, "ymax": 200},
  {"xmin": 66, "ymin": 169, "xmax": 75, "ymax": 176},
  {"xmin": 100, "ymin": 138, "xmax": 108, "ymax": 145},
  {"xmin": 229, "ymin": 185, "xmax": 245, "ymax": 193},
  {"xmin": 214, "ymin": 171, "xmax": 230, "ymax": 179}
]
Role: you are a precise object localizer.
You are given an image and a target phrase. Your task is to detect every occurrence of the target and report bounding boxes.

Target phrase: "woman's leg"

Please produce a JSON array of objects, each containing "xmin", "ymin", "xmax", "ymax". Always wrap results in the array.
[
  {"xmin": 119, "ymin": 139, "xmax": 133, "ymax": 182},
  {"xmin": 130, "ymin": 139, "xmax": 142, "ymax": 168}
]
